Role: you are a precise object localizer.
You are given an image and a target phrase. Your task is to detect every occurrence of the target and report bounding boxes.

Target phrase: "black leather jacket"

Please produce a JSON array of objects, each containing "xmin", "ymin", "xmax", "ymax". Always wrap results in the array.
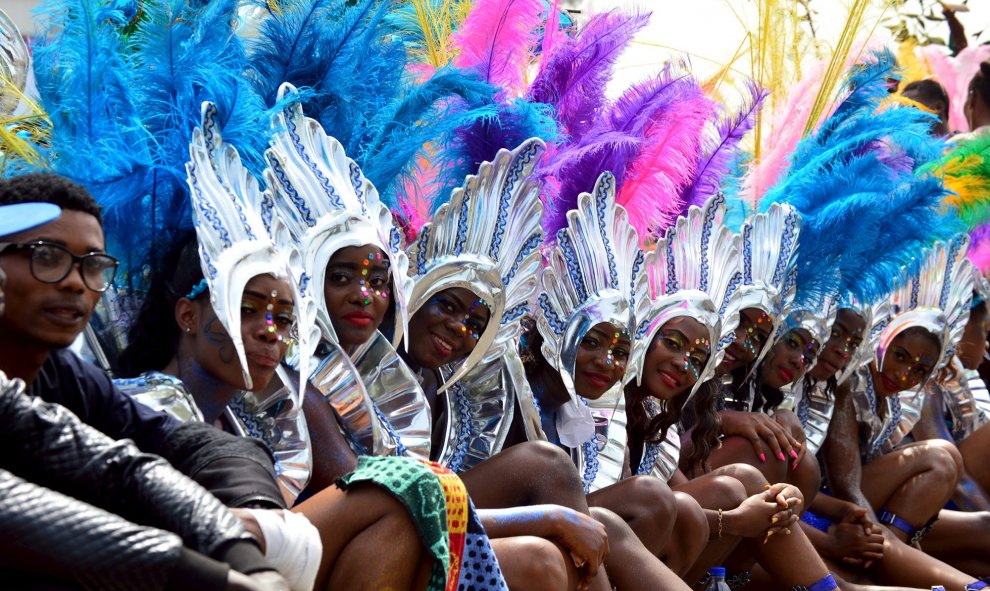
[{"xmin": 0, "ymin": 372, "xmax": 271, "ymax": 590}]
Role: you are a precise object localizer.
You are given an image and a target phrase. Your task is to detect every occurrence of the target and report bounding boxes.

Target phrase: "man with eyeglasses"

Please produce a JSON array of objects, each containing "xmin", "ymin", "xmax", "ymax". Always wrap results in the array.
[
  {"xmin": 0, "ymin": 200, "xmax": 292, "ymax": 590},
  {"xmin": 0, "ymin": 173, "xmax": 288, "ymax": 510}
]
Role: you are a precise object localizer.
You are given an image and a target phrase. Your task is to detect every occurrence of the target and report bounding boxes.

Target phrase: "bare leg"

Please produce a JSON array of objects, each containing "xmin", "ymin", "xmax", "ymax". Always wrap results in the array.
[
  {"xmin": 491, "ymin": 537, "xmax": 577, "ymax": 591},
  {"xmin": 587, "ymin": 476, "xmax": 677, "ymax": 556},
  {"xmin": 921, "ymin": 509, "xmax": 990, "ymax": 578},
  {"xmin": 462, "ymin": 441, "xmax": 589, "ymax": 511},
  {"xmin": 870, "ymin": 527, "xmax": 977, "ymax": 591},
  {"xmin": 676, "ymin": 473, "xmax": 749, "ymax": 584},
  {"xmin": 959, "ymin": 422, "xmax": 990, "ymax": 495},
  {"xmin": 708, "ymin": 435, "xmax": 788, "ymax": 489},
  {"xmin": 662, "ymin": 492, "xmax": 710, "ymax": 576},
  {"xmin": 295, "ymin": 484, "xmax": 432, "ymax": 591},
  {"xmin": 590, "ymin": 507, "xmax": 692, "ymax": 591},
  {"xmin": 861, "ymin": 440, "xmax": 962, "ymax": 541}
]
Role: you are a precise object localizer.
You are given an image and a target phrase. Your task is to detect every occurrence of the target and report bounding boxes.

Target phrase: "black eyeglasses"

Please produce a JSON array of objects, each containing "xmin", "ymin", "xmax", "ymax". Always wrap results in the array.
[{"xmin": 0, "ymin": 241, "xmax": 119, "ymax": 292}]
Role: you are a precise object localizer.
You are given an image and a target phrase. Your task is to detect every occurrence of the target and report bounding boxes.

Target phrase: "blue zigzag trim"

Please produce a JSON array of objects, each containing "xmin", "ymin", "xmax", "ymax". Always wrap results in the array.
[
  {"xmin": 453, "ymin": 192, "xmax": 471, "ymax": 256},
  {"xmin": 268, "ymin": 155, "xmax": 317, "ymax": 227},
  {"xmin": 502, "ymin": 233, "xmax": 541, "ymax": 287},
  {"xmin": 558, "ymin": 231, "xmax": 588, "ymax": 303},
  {"xmin": 286, "ymin": 113, "xmax": 343, "ymax": 209},
  {"xmin": 349, "ymin": 162, "xmax": 369, "ymax": 218},
  {"xmin": 539, "ymin": 294, "xmax": 565, "ymax": 337},
  {"xmin": 415, "ymin": 226, "xmax": 431, "ymax": 276},
  {"xmin": 447, "ymin": 384, "xmax": 474, "ymax": 473},
  {"xmin": 771, "ymin": 210, "xmax": 800, "ymax": 289}
]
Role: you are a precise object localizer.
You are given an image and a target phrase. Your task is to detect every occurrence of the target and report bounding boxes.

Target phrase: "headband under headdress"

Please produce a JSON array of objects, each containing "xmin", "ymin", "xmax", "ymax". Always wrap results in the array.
[
  {"xmin": 874, "ymin": 236, "xmax": 974, "ymax": 375},
  {"xmin": 406, "ymin": 137, "xmax": 546, "ymax": 393},
  {"xmin": 186, "ymin": 101, "xmax": 315, "ymax": 393},
  {"xmin": 633, "ymin": 192, "xmax": 742, "ymax": 399},
  {"xmin": 263, "ymin": 82, "xmax": 413, "ymax": 345}
]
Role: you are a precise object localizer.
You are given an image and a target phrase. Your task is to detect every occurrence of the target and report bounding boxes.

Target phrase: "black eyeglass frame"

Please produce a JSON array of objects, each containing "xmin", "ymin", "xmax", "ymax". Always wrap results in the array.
[{"xmin": 0, "ymin": 240, "xmax": 119, "ymax": 293}]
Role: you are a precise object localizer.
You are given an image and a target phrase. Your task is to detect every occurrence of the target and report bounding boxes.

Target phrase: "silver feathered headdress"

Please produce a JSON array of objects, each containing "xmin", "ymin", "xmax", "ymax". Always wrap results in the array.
[
  {"xmin": 262, "ymin": 82, "xmax": 412, "ymax": 346},
  {"xmin": 875, "ymin": 236, "xmax": 974, "ymax": 373},
  {"xmin": 732, "ymin": 203, "xmax": 802, "ymax": 368},
  {"xmin": 186, "ymin": 102, "xmax": 316, "ymax": 392},
  {"xmin": 407, "ymin": 138, "xmax": 546, "ymax": 393},
  {"xmin": 538, "ymin": 171, "xmax": 645, "ymax": 398},
  {"xmin": 634, "ymin": 193, "xmax": 741, "ymax": 398}
]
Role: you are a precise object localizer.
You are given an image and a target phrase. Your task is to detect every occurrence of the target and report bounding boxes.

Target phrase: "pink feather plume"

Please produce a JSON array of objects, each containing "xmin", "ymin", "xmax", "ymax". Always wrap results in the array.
[
  {"xmin": 452, "ymin": 0, "xmax": 544, "ymax": 96},
  {"xmin": 616, "ymin": 91, "xmax": 713, "ymax": 239}
]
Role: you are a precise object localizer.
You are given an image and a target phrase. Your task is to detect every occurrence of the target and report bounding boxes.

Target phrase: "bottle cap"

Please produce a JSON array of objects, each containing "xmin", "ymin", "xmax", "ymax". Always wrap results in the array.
[{"xmin": 710, "ymin": 567, "xmax": 726, "ymax": 577}]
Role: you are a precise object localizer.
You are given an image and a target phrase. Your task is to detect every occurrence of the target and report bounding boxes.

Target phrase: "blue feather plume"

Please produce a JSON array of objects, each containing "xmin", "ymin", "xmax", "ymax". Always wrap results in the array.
[
  {"xmin": 759, "ymin": 49, "xmax": 959, "ymax": 308},
  {"xmin": 32, "ymin": 0, "xmax": 154, "ymax": 284}
]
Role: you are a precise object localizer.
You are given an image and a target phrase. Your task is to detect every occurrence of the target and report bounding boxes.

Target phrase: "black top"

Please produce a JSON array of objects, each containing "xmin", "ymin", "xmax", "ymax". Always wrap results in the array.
[
  {"xmin": 27, "ymin": 349, "xmax": 285, "ymax": 509},
  {"xmin": 28, "ymin": 348, "xmax": 180, "ymax": 452}
]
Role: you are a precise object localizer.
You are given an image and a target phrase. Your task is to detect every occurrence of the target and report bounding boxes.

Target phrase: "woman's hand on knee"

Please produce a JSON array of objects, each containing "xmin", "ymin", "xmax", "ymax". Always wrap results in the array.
[{"xmin": 721, "ymin": 410, "xmax": 801, "ymax": 464}]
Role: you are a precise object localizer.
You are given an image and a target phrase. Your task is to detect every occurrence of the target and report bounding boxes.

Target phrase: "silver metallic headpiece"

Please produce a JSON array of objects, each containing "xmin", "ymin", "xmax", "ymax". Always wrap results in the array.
[
  {"xmin": 731, "ymin": 203, "xmax": 802, "ymax": 368},
  {"xmin": 538, "ymin": 171, "xmax": 645, "ymax": 398},
  {"xmin": 784, "ymin": 295, "xmax": 839, "ymax": 361},
  {"xmin": 186, "ymin": 102, "xmax": 316, "ymax": 392},
  {"xmin": 835, "ymin": 294, "xmax": 891, "ymax": 384},
  {"xmin": 875, "ymin": 236, "xmax": 974, "ymax": 373},
  {"xmin": 634, "ymin": 193, "xmax": 742, "ymax": 398},
  {"xmin": 0, "ymin": 8, "xmax": 29, "ymax": 115},
  {"xmin": 407, "ymin": 138, "xmax": 546, "ymax": 393},
  {"xmin": 263, "ymin": 82, "xmax": 412, "ymax": 345}
]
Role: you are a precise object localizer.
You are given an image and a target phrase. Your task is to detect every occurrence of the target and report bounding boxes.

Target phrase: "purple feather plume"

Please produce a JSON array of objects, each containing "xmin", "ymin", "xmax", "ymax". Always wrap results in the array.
[
  {"xmin": 679, "ymin": 81, "xmax": 766, "ymax": 214},
  {"xmin": 528, "ymin": 9, "xmax": 649, "ymax": 139}
]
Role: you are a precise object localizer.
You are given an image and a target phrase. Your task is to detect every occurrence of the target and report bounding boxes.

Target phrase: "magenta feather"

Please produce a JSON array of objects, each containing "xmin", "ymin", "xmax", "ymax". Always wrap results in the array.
[
  {"xmin": 969, "ymin": 223, "xmax": 990, "ymax": 275},
  {"xmin": 451, "ymin": 0, "xmax": 544, "ymax": 95},
  {"xmin": 539, "ymin": 0, "xmax": 566, "ymax": 61},
  {"xmin": 616, "ymin": 84, "xmax": 713, "ymax": 239},
  {"xmin": 528, "ymin": 9, "xmax": 649, "ymax": 139},
  {"xmin": 679, "ymin": 81, "xmax": 766, "ymax": 215}
]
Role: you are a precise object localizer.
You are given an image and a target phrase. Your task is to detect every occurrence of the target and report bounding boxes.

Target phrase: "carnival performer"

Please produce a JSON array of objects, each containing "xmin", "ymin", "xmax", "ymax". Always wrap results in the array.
[
  {"xmin": 820, "ymin": 238, "xmax": 990, "ymax": 590},
  {"xmin": 113, "ymin": 103, "xmax": 503, "ymax": 591},
  {"xmin": 260, "ymin": 84, "xmax": 613, "ymax": 591},
  {"xmin": 0, "ymin": 210, "xmax": 287, "ymax": 591}
]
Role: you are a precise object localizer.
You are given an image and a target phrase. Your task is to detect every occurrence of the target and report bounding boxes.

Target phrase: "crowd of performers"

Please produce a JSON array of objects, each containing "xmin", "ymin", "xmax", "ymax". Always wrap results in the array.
[{"xmin": 5, "ymin": 0, "xmax": 990, "ymax": 590}]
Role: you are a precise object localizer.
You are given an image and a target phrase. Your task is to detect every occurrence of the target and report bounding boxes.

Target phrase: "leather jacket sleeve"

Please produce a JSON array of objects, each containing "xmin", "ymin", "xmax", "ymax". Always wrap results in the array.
[
  {"xmin": 0, "ymin": 467, "xmax": 190, "ymax": 591},
  {"xmin": 0, "ymin": 373, "xmax": 264, "ymax": 570}
]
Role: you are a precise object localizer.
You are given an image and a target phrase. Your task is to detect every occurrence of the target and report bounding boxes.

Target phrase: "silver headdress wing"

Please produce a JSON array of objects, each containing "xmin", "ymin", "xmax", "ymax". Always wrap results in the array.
[
  {"xmin": 186, "ymin": 102, "xmax": 315, "ymax": 392},
  {"xmin": 732, "ymin": 203, "xmax": 802, "ymax": 368},
  {"xmin": 263, "ymin": 82, "xmax": 412, "ymax": 345},
  {"xmin": 0, "ymin": 8, "xmax": 30, "ymax": 115},
  {"xmin": 876, "ymin": 236, "xmax": 974, "ymax": 374},
  {"xmin": 634, "ymin": 193, "xmax": 742, "ymax": 399},
  {"xmin": 538, "ymin": 171, "xmax": 645, "ymax": 396},
  {"xmin": 538, "ymin": 171, "xmax": 644, "ymax": 491},
  {"xmin": 407, "ymin": 137, "xmax": 546, "ymax": 393}
]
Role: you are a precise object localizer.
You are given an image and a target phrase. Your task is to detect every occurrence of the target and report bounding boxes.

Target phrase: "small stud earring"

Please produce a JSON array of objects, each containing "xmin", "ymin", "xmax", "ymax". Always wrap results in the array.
[{"xmin": 184, "ymin": 327, "xmax": 192, "ymax": 333}]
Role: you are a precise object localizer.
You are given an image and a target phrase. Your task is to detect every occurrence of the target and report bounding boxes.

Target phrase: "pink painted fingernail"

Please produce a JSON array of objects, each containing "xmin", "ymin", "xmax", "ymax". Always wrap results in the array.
[
  {"xmin": 792, "ymin": 460, "xmax": 799, "ymax": 470},
  {"xmin": 777, "ymin": 452, "xmax": 786, "ymax": 462},
  {"xmin": 759, "ymin": 453, "xmax": 767, "ymax": 463},
  {"xmin": 789, "ymin": 450, "xmax": 799, "ymax": 459}
]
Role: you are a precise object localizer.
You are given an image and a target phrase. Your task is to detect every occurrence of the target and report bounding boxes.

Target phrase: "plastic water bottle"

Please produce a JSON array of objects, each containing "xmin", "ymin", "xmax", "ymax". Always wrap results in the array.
[{"xmin": 706, "ymin": 567, "xmax": 731, "ymax": 591}]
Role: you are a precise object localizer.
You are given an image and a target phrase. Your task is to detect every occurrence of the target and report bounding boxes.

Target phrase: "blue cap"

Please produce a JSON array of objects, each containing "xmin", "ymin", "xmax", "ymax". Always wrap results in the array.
[
  {"xmin": 710, "ymin": 567, "xmax": 726, "ymax": 577},
  {"xmin": 0, "ymin": 203, "xmax": 61, "ymax": 238}
]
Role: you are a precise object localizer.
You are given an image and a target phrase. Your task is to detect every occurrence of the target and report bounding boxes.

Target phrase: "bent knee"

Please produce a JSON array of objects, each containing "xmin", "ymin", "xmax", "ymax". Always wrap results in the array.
[
  {"xmin": 673, "ymin": 492, "xmax": 709, "ymax": 541},
  {"xmin": 622, "ymin": 475, "xmax": 677, "ymax": 516},
  {"xmin": 495, "ymin": 537, "xmax": 570, "ymax": 591},
  {"xmin": 716, "ymin": 463, "xmax": 768, "ymax": 498},
  {"xmin": 924, "ymin": 440, "xmax": 964, "ymax": 480}
]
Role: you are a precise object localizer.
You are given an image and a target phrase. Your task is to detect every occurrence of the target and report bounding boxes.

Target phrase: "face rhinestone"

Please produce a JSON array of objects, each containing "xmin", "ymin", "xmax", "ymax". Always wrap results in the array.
[{"xmin": 362, "ymin": 259, "xmax": 369, "ymax": 267}]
